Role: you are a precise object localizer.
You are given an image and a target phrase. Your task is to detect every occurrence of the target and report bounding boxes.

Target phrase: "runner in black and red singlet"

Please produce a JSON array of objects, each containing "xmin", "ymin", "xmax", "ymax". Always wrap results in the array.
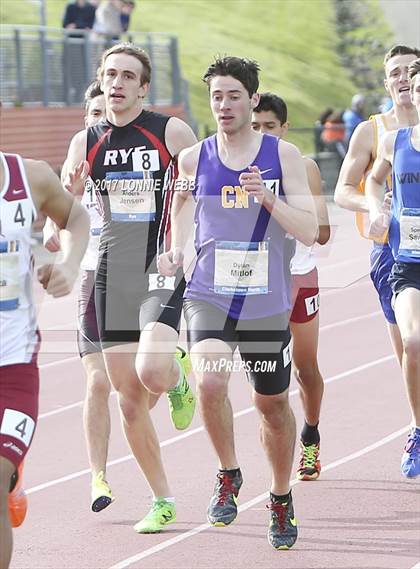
[{"xmin": 64, "ymin": 42, "xmax": 197, "ymax": 534}]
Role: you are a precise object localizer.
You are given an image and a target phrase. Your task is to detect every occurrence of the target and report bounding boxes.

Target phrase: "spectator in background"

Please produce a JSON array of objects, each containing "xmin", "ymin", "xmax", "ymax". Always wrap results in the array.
[
  {"xmin": 321, "ymin": 109, "xmax": 346, "ymax": 160},
  {"xmin": 93, "ymin": 0, "xmax": 123, "ymax": 42},
  {"xmin": 62, "ymin": 0, "xmax": 97, "ymax": 104},
  {"xmin": 121, "ymin": 1, "xmax": 136, "ymax": 33},
  {"xmin": 62, "ymin": 0, "xmax": 96, "ymax": 36},
  {"xmin": 343, "ymin": 93, "xmax": 366, "ymax": 144},
  {"xmin": 314, "ymin": 107, "xmax": 333, "ymax": 153},
  {"xmin": 379, "ymin": 96, "xmax": 393, "ymax": 113}
]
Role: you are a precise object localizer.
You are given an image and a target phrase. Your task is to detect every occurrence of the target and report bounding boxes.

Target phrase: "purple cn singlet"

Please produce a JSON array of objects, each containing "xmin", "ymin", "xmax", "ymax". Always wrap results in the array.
[{"xmin": 185, "ymin": 133, "xmax": 292, "ymax": 319}]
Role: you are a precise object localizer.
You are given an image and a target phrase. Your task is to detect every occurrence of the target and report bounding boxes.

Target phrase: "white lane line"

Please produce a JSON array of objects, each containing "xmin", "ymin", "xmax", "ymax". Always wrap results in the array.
[
  {"xmin": 29, "ymin": 354, "xmax": 396, "ymax": 492},
  {"xmin": 320, "ymin": 310, "xmax": 382, "ymax": 332},
  {"xmin": 38, "ymin": 399, "xmax": 86, "ymax": 419},
  {"xmin": 321, "ymin": 279, "xmax": 371, "ymax": 296},
  {"xmin": 39, "ymin": 355, "xmax": 79, "ymax": 369},
  {"xmin": 40, "ymin": 321, "xmax": 76, "ymax": 331},
  {"xmin": 109, "ymin": 425, "xmax": 410, "ymax": 569},
  {"xmin": 410, "ymin": 562, "xmax": 420, "ymax": 569},
  {"xmin": 38, "ymin": 353, "xmax": 394, "ymax": 421},
  {"xmin": 37, "ymin": 309, "xmax": 387, "ymax": 417}
]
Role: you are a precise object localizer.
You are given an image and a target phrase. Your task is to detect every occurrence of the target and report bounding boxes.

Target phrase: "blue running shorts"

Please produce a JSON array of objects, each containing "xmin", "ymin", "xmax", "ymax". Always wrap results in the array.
[{"xmin": 370, "ymin": 242, "xmax": 396, "ymax": 324}]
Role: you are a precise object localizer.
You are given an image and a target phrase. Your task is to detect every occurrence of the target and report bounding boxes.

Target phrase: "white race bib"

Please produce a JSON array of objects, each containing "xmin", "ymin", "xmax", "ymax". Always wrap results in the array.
[
  {"xmin": 214, "ymin": 240, "xmax": 269, "ymax": 295},
  {"xmin": 82, "ymin": 177, "xmax": 103, "ymax": 235},
  {"xmin": 254, "ymin": 179, "xmax": 280, "ymax": 204},
  {"xmin": 107, "ymin": 171, "xmax": 156, "ymax": 222},
  {"xmin": 282, "ymin": 340, "xmax": 292, "ymax": 368},
  {"xmin": 148, "ymin": 273, "xmax": 176, "ymax": 291},
  {"xmin": 0, "ymin": 240, "xmax": 20, "ymax": 311},
  {"xmin": 305, "ymin": 293, "xmax": 320, "ymax": 316},
  {"xmin": 132, "ymin": 149, "xmax": 160, "ymax": 173},
  {"xmin": 399, "ymin": 208, "xmax": 420, "ymax": 258},
  {"xmin": 0, "ymin": 409, "xmax": 35, "ymax": 447}
]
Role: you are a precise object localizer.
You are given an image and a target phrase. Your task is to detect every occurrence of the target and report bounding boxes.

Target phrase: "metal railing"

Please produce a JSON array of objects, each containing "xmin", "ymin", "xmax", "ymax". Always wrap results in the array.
[
  {"xmin": 0, "ymin": 25, "xmax": 186, "ymax": 108},
  {"xmin": 285, "ymin": 126, "xmax": 343, "ymax": 195}
]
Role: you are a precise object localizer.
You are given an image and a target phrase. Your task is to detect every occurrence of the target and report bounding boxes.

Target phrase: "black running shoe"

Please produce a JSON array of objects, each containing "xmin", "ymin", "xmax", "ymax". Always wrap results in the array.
[
  {"xmin": 207, "ymin": 470, "xmax": 243, "ymax": 526},
  {"xmin": 267, "ymin": 494, "xmax": 298, "ymax": 550}
]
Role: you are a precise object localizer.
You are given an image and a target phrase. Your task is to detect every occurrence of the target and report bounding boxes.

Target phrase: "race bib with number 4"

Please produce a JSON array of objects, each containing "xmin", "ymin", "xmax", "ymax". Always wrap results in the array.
[{"xmin": 0, "ymin": 409, "xmax": 35, "ymax": 447}]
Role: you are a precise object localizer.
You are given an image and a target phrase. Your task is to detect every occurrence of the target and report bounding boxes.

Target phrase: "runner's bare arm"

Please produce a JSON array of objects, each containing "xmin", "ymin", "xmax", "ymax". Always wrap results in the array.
[
  {"xmin": 165, "ymin": 117, "xmax": 198, "ymax": 158},
  {"xmin": 334, "ymin": 120, "xmax": 375, "ymax": 212},
  {"xmin": 26, "ymin": 159, "xmax": 90, "ymax": 296},
  {"xmin": 43, "ymin": 215, "xmax": 61, "ymax": 252},
  {"xmin": 60, "ymin": 159, "xmax": 69, "ymax": 185},
  {"xmin": 241, "ymin": 140, "xmax": 316, "ymax": 245},
  {"xmin": 64, "ymin": 129, "xmax": 89, "ymax": 196},
  {"xmin": 239, "ymin": 141, "xmax": 317, "ymax": 245},
  {"xmin": 43, "ymin": 157, "xmax": 85, "ymax": 251},
  {"xmin": 365, "ymin": 131, "xmax": 396, "ymax": 223},
  {"xmin": 304, "ymin": 157, "xmax": 330, "ymax": 245},
  {"xmin": 171, "ymin": 144, "xmax": 199, "ymax": 247},
  {"xmin": 278, "ymin": 142, "xmax": 317, "ymax": 245},
  {"xmin": 158, "ymin": 144, "xmax": 200, "ymax": 277},
  {"xmin": 43, "ymin": 159, "xmax": 66, "ymax": 253}
]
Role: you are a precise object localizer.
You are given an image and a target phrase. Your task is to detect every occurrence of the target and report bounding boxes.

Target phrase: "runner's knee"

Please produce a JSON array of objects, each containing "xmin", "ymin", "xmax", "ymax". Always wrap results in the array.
[
  {"xmin": 253, "ymin": 391, "xmax": 290, "ymax": 419},
  {"xmin": 137, "ymin": 360, "xmax": 171, "ymax": 394},
  {"xmin": 116, "ymin": 382, "xmax": 148, "ymax": 422},
  {"xmin": 86, "ymin": 368, "xmax": 111, "ymax": 400},
  {"xmin": 293, "ymin": 363, "xmax": 322, "ymax": 386},
  {"xmin": 401, "ymin": 332, "xmax": 420, "ymax": 361},
  {"xmin": 197, "ymin": 372, "xmax": 229, "ymax": 402}
]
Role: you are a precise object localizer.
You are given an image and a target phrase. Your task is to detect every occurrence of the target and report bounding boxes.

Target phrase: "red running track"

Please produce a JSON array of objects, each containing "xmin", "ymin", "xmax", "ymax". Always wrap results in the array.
[{"xmin": 11, "ymin": 206, "xmax": 420, "ymax": 569}]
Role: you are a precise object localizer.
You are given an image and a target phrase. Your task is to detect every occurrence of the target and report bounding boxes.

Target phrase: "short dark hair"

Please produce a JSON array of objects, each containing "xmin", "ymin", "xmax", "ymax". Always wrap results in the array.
[
  {"xmin": 98, "ymin": 43, "xmax": 151, "ymax": 86},
  {"xmin": 384, "ymin": 45, "xmax": 420, "ymax": 65},
  {"xmin": 408, "ymin": 58, "xmax": 420, "ymax": 90},
  {"xmin": 253, "ymin": 92, "xmax": 287, "ymax": 124},
  {"xmin": 84, "ymin": 80, "xmax": 103, "ymax": 110},
  {"xmin": 203, "ymin": 56, "xmax": 260, "ymax": 97}
]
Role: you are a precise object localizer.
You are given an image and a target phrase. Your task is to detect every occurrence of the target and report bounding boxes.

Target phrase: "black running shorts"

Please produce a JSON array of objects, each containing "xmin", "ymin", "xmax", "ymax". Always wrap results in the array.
[
  {"xmin": 77, "ymin": 270, "xmax": 101, "ymax": 358},
  {"xmin": 184, "ymin": 299, "xmax": 291, "ymax": 396},
  {"xmin": 95, "ymin": 254, "xmax": 185, "ymax": 348},
  {"xmin": 389, "ymin": 261, "xmax": 420, "ymax": 299}
]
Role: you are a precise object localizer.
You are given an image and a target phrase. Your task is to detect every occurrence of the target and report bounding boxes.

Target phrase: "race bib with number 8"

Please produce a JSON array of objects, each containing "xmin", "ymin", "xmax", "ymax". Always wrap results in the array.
[
  {"xmin": 148, "ymin": 274, "xmax": 176, "ymax": 291},
  {"xmin": 132, "ymin": 149, "xmax": 160, "ymax": 172}
]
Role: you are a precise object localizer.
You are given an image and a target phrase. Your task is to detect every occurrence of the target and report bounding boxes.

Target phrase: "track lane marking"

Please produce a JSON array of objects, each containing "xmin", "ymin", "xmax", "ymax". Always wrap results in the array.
[
  {"xmin": 37, "ymin": 310, "xmax": 387, "ymax": 415},
  {"xmin": 108, "ymin": 425, "xmax": 410, "ymax": 569},
  {"xmin": 29, "ymin": 354, "xmax": 395, "ymax": 492}
]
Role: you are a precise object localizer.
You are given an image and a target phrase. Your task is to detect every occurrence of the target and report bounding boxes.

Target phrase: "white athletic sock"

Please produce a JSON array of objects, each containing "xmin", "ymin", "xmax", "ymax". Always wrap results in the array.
[
  {"xmin": 172, "ymin": 357, "xmax": 184, "ymax": 390},
  {"xmin": 154, "ymin": 496, "xmax": 175, "ymax": 503}
]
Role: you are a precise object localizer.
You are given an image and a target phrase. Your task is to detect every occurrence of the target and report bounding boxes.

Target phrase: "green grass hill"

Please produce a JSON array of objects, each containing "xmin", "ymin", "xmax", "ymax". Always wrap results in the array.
[{"xmin": 1, "ymin": 0, "xmax": 391, "ymax": 152}]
